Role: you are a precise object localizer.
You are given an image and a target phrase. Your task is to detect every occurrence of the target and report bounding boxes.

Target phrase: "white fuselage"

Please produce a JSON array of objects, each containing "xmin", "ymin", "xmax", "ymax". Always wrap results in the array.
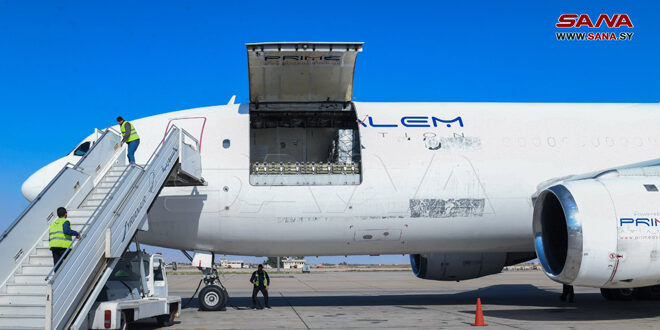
[
  {"xmin": 130, "ymin": 102, "xmax": 660, "ymax": 256},
  {"xmin": 24, "ymin": 102, "xmax": 660, "ymax": 256}
]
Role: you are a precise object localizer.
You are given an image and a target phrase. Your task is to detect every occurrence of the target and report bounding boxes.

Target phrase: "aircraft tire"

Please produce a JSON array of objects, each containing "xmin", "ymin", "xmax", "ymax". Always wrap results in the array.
[
  {"xmin": 199, "ymin": 285, "xmax": 227, "ymax": 311},
  {"xmin": 600, "ymin": 288, "xmax": 634, "ymax": 301},
  {"xmin": 222, "ymin": 287, "xmax": 229, "ymax": 305},
  {"xmin": 634, "ymin": 285, "xmax": 660, "ymax": 300}
]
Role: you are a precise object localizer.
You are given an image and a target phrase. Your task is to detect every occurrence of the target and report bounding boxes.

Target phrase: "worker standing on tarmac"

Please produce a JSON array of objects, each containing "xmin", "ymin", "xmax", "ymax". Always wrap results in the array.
[
  {"xmin": 49, "ymin": 207, "xmax": 80, "ymax": 272},
  {"xmin": 250, "ymin": 264, "xmax": 271, "ymax": 309},
  {"xmin": 117, "ymin": 116, "xmax": 140, "ymax": 164}
]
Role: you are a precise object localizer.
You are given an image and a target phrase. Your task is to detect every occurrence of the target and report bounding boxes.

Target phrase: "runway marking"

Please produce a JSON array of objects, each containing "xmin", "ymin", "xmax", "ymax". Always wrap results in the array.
[
  {"xmin": 294, "ymin": 275, "xmax": 319, "ymax": 292},
  {"xmin": 279, "ymin": 292, "xmax": 310, "ymax": 330}
]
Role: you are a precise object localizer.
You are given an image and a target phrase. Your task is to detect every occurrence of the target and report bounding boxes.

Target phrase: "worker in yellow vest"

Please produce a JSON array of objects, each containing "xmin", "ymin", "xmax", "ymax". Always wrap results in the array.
[
  {"xmin": 250, "ymin": 264, "xmax": 271, "ymax": 309},
  {"xmin": 49, "ymin": 207, "xmax": 80, "ymax": 272},
  {"xmin": 117, "ymin": 116, "xmax": 140, "ymax": 164}
]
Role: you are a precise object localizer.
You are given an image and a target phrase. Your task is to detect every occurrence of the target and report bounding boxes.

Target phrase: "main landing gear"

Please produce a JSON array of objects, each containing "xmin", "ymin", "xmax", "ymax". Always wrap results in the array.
[
  {"xmin": 601, "ymin": 285, "xmax": 660, "ymax": 301},
  {"xmin": 183, "ymin": 250, "xmax": 229, "ymax": 311}
]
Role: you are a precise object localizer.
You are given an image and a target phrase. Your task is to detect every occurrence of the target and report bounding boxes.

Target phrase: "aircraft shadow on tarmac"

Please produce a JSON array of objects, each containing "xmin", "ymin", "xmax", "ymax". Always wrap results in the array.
[{"xmin": 175, "ymin": 284, "xmax": 660, "ymax": 322}]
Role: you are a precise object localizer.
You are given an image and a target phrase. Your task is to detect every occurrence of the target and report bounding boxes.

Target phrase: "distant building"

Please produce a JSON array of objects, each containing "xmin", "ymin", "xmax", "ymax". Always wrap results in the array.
[
  {"xmin": 283, "ymin": 257, "xmax": 306, "ymax": 269},
  {"xmin": 228, "ymin": 260, "xmax": 244, "ymax": 268},
  {"xmin": 219, "ymin": 258, "xmax": 244, "ymax": 269}
]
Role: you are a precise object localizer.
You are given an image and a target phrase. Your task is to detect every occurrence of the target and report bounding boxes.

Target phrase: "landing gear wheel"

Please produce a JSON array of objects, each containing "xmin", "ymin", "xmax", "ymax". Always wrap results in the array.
[
  {"xmin": 199, "ymin": 285, "xmax": 227, "ymax": 311},
  {"xmin": 156, "ymin": 308, "xmax": 176, "ymax": 326},
  {"xmin": 634, "ymin": 285, "xmax": 660, "ymax": 300},
  {"xmin": 600, "ymin": 288, "xmax": 634, "ymax": 301},
  {"xmin": 222, "ymin": 286, "xmax": 229, "ymax": 306}
]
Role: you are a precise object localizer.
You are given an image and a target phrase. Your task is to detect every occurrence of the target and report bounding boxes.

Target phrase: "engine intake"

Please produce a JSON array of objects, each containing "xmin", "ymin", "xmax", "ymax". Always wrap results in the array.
[{"xmin": 534, "ymin": 177, "xmax": 660, "ymax": 288}]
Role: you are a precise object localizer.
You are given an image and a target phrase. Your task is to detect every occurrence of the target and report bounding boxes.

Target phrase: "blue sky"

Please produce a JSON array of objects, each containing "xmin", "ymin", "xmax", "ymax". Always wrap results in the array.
[{"xmin": 1, "ymin": 1, "xmax": 658, "ymax": 264}]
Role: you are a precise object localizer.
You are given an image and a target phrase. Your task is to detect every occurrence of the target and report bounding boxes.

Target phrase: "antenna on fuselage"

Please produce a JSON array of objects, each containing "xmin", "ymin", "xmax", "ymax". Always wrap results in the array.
[{"xmin": 227, "ymin": 95, "xmax": 236, "ymax": 105}]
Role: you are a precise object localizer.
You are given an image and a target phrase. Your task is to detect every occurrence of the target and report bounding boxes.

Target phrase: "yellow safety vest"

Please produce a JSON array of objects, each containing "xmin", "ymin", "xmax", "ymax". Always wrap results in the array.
[
  {"xmin": 254, "ymin": 271, "xmax": 266, "ymax": 286},
  {"xmin": 120, "ymin": 121, "xmax": 140, "ymax": 143},
  {"xmin": 49, "ymin": 218, "xmax": 72, "ymax": 249}
]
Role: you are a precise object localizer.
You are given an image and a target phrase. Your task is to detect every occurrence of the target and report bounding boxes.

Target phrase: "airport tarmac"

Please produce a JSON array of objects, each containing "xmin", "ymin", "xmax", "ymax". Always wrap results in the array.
[{"xmin": 132, "ymin": 270, "xmax": 660, "ymax": 329}]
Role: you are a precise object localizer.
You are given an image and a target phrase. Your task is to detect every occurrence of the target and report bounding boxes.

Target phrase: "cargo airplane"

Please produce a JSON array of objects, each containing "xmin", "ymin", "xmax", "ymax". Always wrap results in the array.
[{"xmin": 19, "ymin": 42, "xmax": 660, "ymax": 308}]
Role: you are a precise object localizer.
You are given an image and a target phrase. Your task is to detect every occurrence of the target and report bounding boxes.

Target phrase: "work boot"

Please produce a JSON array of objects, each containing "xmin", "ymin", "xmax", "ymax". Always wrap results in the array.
[
  {"xmin": 251, "ymin": 305, "xmax": 256, "ymax": 309},
  {"xmin": 265, "ymin": 305, "xmax": 272, "ymax": 309}
]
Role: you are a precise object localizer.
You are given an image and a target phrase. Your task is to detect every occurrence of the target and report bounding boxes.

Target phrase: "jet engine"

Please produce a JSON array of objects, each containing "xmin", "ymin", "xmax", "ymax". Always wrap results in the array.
[
  {"xmin": 410, "ymin": 252, "xmax": 535, "ymax": 281},
  {"xmin": 533, "ymin": 176, "xmax": 660, "ymax": 291}
]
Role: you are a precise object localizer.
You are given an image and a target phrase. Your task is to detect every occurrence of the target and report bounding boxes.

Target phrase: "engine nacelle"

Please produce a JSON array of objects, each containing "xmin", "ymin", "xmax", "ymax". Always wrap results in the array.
[
  {"xmin": 534, "ymin": 176, "xmax": 660, "ymax": 288},
  {"xmin": 410, "ymin": 252, "xmax": 535, "ymax": 281}
]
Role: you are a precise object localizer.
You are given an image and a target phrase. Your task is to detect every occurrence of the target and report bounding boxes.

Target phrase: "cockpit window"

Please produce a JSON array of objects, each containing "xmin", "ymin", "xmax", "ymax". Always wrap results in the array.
[{"xmin": 73, "ymin": 141, "xmax": 91, "ymax": 156}]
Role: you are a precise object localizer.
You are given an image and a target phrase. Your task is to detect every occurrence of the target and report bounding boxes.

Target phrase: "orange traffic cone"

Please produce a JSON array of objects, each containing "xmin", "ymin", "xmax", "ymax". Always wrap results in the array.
[{"xmin": 471, "ymin": 298, "xmax": 488, "ymax": 326}]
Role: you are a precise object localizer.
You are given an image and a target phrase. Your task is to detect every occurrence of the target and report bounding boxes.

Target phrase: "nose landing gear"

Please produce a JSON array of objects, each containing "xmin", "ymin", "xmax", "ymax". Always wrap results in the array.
[
  {"xmin": 182, "ymin": 250, "xmax": 229, "ymax": 311},
  {"xmin": 199, "ymin": 267, "xmax": 229, "ymax": 311}
]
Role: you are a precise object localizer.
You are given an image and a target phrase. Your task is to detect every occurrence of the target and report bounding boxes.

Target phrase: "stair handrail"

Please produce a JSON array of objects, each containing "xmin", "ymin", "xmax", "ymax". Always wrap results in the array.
[
  {"xmin": 69, "ymin": 128, "xmax": 115, "ymax": 171},
  {"xmin": 44, "ymin": 163, "xmax": 134, "ymax": 282},
  {"xmin": 111, "ymin": 125, "xmax": 181, "ymax": 216},
  {"xmin": 145, "ymin": 124, "xmax": 181, "ymax": 166},
  {"xmin": 44, "ymin": 125, "xmax": 182, "ymax": 282},
  {"xmin": 0, "ymin": 163, "xmax": 74, "ymax": 243},
  {"xmin": 49, "ymin": 125, "xmax": 185, "ymax": 329},
  {"xmin": 180, "ymin": 128, "xmax": 200, "ymax": 151},
  {"xmin": 0, "ymin": 128, "xmax": 114, "ymax": 243}
]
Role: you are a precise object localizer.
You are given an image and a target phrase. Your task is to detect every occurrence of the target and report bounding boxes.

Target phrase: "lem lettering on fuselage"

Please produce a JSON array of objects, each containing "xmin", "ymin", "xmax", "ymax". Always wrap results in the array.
[{"xmin": 359, "ymin": 116, "xmax": 464, "ymax": 128}]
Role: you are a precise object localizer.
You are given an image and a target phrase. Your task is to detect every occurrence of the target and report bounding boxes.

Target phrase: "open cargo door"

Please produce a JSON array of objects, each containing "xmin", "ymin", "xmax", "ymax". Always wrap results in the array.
[{"xmin": 247, "ymin": 42, "xmax": 363, "ymax": 104}]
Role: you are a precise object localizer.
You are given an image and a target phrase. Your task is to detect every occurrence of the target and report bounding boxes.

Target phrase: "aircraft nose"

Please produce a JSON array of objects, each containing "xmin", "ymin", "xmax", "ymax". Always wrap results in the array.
[{"xmin": 21, "ymin": 157, "xmax": 72, "ymax": 202}]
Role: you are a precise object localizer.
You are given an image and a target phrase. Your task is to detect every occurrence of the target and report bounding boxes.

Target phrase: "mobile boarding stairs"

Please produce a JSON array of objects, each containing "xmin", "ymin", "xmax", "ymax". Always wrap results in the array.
[{"xmin": 0, "ymin": 126, "xmax": 205, "ymax": 329}]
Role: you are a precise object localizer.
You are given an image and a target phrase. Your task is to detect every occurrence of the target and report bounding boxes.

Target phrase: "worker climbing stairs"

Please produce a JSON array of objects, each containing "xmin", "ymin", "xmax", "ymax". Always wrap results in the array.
[{"xmin": 0, "ymin": 126, "xmax": 204, "ymax": 329}]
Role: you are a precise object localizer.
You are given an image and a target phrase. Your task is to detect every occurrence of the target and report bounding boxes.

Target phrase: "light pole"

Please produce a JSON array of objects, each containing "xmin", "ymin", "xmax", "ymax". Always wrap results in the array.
[{"xmin": 277, "ymin": 256, "xmax": 280, "ymax": 272}]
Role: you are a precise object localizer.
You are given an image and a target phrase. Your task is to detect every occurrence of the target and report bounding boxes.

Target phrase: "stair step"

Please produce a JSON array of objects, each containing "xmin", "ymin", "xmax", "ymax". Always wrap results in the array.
[
  {"xmin": 33, "ymin": 248, "xmax": 51, "ymax": 257},
  {"xmin": 89, "ymin": 192, "xmax": 109, "ymax": 198},
  {"xmin": 90, "ymin": 192, "xmax": 110, "ymax": 199},
  {"xmin": 70, "ymin": 224, "xmax": 85, "ymax": 231},
  {"xmin": 0, "ymin": 314, "xmax": 44, "ymax": 328},
  {"xmin": 5, "ymin": 284, "xmax": 47, "ymax": 295},
  {"xmin": 68, "ymin": 210, "xmax": 94, "ymax": 218},
  {"xmin": 68, "ymin": 212, "xmax": 91, "ymax": 217},
  {"xmin": 67, "ymin": 219, "xmax": 91, "ymax": 225},
  {"xmin": 0, "ymin": 304, "xmax": 45, "ymax": 315},
  {"xmin": 28, "ymin": 255, "xmax": 53, "ymax": 266},
  {"xmin": 13, "ymin": 274, "xmax": 47, "ymax": 285},
  {"xmin": 69, "ymin": 210, "xmax": 94, "ymax": 216},
  {"xmin": 20, "ymin": 265, "xmax": 52, "ymax": 275},
  {"xmin": 68, "ymin": 219, "xmax": 89, "ymax": 226},
  {"xmin": 0, "ymin": 294, "xmax": 46, "ymax": 305}
]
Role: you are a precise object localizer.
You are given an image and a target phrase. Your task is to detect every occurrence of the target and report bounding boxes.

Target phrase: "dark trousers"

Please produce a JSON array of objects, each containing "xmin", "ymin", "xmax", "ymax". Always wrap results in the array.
[
  {"xmin": 252, "ymin": 285, "xmax": 269, "ymax": 307},
  {"xmin": 51, "ymin": 247, "xmax": 68, "ymax": 272}
]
